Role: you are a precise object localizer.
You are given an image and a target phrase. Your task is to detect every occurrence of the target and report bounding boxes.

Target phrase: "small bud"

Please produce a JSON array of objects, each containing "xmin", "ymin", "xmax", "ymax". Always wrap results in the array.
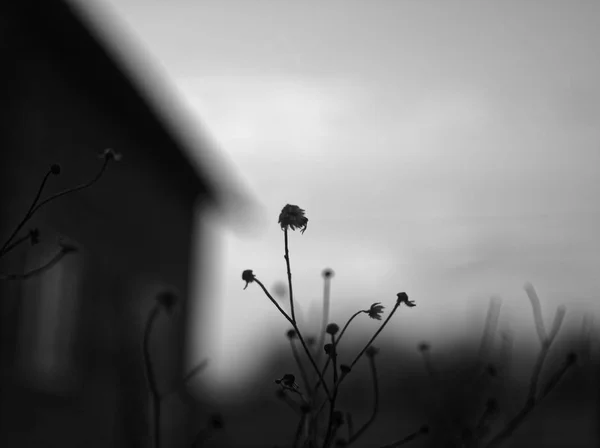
[
  {"xmin": 418, "ymin": 342, "xmax": 430, "ymax": 352},
  {"xmin": 326, "ymin": 323, "xmax": 340, "ymax": 335},
  {"xmin": 306, "ymin": 336, "xmax": 316, "ymax": 346},
  {"xmin": 486, "ymin": 364, "xmax": 498, "ymax": 377},
  {"xmin": 566, "ymin": 352, "xmax": 577, "ymax": 365},
  {"xmin": 324, "ymin": 343, "xmax": 334, "ymax": 356},
  {"xmin": 50, "ymin": 164, "xmax": 61, "ymax": 175},
  {"xmin": 156, "ymin": 289, "xmax": 178, "ymax": 315},
  {"xmin": 340, "ymin": 364, "xmax": 351, "ymax": 375},
  {"xmin": 286, "ymin": 329, "xmax": 297, "ymax": 340},
  {"xmin": 242, "ymin": 270, "xmax": 255, "ymax": 290},
  {"xmin": 420, "ymin": 425, "xmax": 430, "ymax": 434},
  {"xmin": 322, "ymin": 268, "xmax": 335, "ymax": 279},
  {"xmin": 365, "ymin": 345, "xmax": 379, "ymax": 358}
]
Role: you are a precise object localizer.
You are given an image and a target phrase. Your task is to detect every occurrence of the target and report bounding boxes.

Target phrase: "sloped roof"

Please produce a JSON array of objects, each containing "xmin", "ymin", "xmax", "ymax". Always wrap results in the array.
[{"xmin": 5, "ymin": 0, "xmax": 251, "ymax": 218}]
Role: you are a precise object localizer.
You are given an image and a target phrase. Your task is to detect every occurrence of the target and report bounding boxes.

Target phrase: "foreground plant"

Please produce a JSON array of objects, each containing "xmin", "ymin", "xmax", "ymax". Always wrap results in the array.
[{"xmin": 242, "ymin": 204, "xmax": 427, "ymax": 448}]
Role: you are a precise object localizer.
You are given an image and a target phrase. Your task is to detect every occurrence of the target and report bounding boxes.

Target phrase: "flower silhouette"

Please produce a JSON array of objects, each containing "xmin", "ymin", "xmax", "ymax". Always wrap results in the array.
[
  {"xmin": 396, "ymin": 292, "xmax": 416, "ymax": 307},
  {"xmin": 367, "ymin": 302, "xmax": 385, "ymax": 320},
  {"xmin": 278, "ymin": 204, "xmax": 308, "ymax": 234},
  {"xmin": 242, "ymin": 270, "xmax": 255, "ymax": 290}
]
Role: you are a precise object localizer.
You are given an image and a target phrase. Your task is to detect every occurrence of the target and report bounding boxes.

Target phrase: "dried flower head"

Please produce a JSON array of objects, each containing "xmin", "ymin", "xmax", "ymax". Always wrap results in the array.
[
  {"xmin": 98, "ymin": 148, "xmax": 122, "ymax": 161},
  {"xmin": 326, "ymin": 323, "xmax": 340, "ymax": 335},
  {"xmin": 396, "ymin": 292, "xmax": 416, "ymax": 307},
  {"xmin": 278, "ymin": 204, "xmax": 308, "ymax": 234},
  {"xmin": 50, "ymin": 164, "xmax": 61, "ymax": 175},
  {"xmin": 324, "ymin": 343, "xmax": 334, "ymax": 356},
  {"xmin": 156, "ymin": 289, "xmax": 178, "ymax": 314},
  {"xmin": 365, "ymin": 345, "xmax": 379, "ymax": 358},
  {"xmin": 322, "ymin": 268, "xmax": 335, "ymax": 279},
  {"xmin": 242, "ymin": 270, "xmax": 255, "ymax": 290},
  {"xmin": 367, "ymin": 302, "xmax": 385, "ymax": 320}
]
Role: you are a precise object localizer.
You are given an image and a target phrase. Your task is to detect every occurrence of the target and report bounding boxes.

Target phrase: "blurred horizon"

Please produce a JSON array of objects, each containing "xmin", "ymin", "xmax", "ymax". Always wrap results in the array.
[{"xmin": 82, "ymin": 0, "xmax": 600, "ymax": 393}]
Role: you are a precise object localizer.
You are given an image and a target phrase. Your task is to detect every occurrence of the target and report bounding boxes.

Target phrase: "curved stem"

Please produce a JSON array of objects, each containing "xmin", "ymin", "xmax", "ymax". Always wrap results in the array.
[
  {"xmin": 143, "ymin": 304, "xmax": 162, "ymax": 448},
  {"xmin": 347, "ymin": 355, "xmax": 379, "ymax": 446},
  {"xmin": 1, "ymin": 169, "xmax": 52, "ymax": 257},
  {"xmin": 30, "ymin": 158, "xmax": 110, "ymax": 216},
  {"xmin": 0, "ymin": 249, "xmax": 67, "ymax": 281}
]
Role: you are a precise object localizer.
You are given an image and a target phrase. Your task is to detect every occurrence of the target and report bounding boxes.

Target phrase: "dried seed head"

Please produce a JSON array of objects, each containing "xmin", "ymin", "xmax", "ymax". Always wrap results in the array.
[
  {"xmin": 365, "ymin": 345, "xmax": 379, "ymax": 358},
  {"xmin": 418, "ymin": 342, "xmax": 430, "ymax": 352},
  {"xmin": 326, "ymin": 323, "xmax": 340, "ymax": 335}
]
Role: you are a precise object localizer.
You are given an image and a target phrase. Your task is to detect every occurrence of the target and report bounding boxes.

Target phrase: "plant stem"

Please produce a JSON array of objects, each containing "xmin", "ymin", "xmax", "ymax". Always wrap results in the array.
[
  {"xmin": 324, "ymin": 334, "xmax": 339, "ymax": 447},
  {"xmin": 283, "ymin": 228, "xmax": 297, "ymax": 323},
  {"xmin": 347, "ymin": 355, "xmax": 379, "ymax": 446},
  {"xmin": 254, "ymin": 278, "xmax": 333, "ymax": 402},
  {"xmin": 143, "ymin": 304, "xmax": 162, "ymax": 448}
]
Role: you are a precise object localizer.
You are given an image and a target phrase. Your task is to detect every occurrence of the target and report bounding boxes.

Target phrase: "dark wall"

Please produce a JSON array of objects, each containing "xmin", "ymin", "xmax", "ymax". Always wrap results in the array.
[{"xmin": 0, "ymin": 3, "xmax": 210, "ymax": 447}]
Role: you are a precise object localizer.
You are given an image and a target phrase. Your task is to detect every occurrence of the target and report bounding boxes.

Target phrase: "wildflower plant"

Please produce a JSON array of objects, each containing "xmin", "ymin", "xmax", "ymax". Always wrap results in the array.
[
  {"xmin": 0, "ymin": 149, "xmax": 121, "ymax": 281},
  {"xmin": 242, "ymin": 204, "xmax": 428, "ymax": 448}
]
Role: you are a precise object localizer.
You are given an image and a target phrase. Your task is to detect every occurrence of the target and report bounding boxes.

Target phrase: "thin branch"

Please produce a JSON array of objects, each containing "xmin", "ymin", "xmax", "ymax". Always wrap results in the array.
[
  {"xmin": 283, "ymin": 228, "xmax": 296, "ymax": 323},
  {"xmin": 0, "ymin": 249, "xmax": 67, "ymax": 281},
  {"xmin": 30, "ymin": 157, "xmax": 110, "ymax": 216}
]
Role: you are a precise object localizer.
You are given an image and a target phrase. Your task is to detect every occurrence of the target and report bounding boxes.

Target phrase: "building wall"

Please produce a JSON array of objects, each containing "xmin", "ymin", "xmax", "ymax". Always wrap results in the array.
[{"xmin": 0, "ymin": 5, "xmax": 209, "ymax": 447}]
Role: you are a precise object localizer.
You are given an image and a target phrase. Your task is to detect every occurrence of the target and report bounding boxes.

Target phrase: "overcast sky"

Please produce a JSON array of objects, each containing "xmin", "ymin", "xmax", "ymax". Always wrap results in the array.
[{"xmin": 86, "ymin": 0, "xmax": 600, "ymax": 395}]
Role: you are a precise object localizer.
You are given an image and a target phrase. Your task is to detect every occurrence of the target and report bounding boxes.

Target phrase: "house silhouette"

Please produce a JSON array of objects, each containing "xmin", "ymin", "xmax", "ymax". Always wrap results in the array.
[{"xmin": 0, "ymin": 1, "xmax": 252, "ymax": 446}]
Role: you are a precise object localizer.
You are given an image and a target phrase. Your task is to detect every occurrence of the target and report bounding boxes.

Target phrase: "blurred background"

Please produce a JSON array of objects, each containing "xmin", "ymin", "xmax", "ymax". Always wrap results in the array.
[{"xmin": 2, "ymin": 0, "xmax": 599, "ymax": 446}]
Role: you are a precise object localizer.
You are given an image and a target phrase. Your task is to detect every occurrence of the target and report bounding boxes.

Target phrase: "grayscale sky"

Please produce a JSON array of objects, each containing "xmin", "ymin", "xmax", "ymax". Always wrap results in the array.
[{"xmin": 85, "ymin": 0, "xmax": 600, "ymax": 397}]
